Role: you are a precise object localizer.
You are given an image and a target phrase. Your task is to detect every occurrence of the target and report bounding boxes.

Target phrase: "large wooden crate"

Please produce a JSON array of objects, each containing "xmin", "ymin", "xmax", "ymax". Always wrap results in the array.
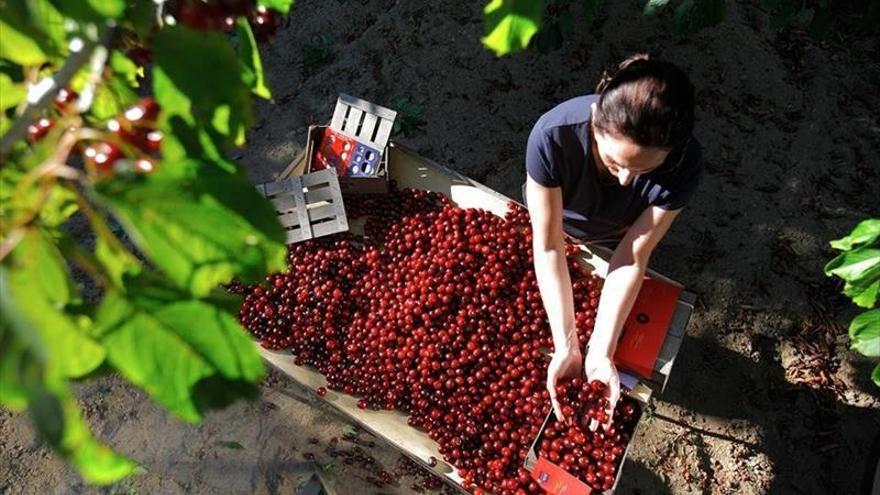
[{"xmin": 258, "ymin": 141, "xmax": 695, "ymax": 493}]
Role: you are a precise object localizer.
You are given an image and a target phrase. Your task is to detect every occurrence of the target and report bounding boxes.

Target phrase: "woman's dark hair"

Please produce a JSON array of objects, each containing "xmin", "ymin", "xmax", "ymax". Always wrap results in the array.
[{"xmin": 593, "ymin": 54, "xmax": 695, "ymax": 149}]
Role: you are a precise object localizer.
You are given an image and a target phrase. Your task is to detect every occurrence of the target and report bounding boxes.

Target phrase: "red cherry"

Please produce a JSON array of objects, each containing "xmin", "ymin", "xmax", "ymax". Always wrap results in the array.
[
  {"xmin": 26, "ymin": 118, "xmax": 54, "ymax": 143},
  {"xmin": 53, "ymin": 88, "xmax": 78, "ymax": 112},
  {"xmin": 84, "ymin": 142, "xmax": 124, "ymax": 172},
  {"xmin": 124, "ymin": 97, "xmax": 159, "ymax": 124}
]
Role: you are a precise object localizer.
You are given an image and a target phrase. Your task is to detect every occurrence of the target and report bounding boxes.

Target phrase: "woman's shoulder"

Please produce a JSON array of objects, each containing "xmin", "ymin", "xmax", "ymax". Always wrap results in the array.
[{"xmin": 535, "ymin": 94, "xmax": 599, "ymax": 131}]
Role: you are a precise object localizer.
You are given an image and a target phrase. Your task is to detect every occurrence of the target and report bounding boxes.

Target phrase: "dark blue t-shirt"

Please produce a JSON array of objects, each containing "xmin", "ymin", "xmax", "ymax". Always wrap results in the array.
[{"xmin": 526, "ymin": 95, "xmax": 702, "ymax": 241}]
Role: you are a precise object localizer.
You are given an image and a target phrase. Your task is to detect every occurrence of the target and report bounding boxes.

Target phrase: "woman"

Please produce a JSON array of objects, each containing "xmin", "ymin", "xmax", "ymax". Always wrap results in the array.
[{"xmin": 525, "ymin": 54, "xmax": 701, "ymax": 429}]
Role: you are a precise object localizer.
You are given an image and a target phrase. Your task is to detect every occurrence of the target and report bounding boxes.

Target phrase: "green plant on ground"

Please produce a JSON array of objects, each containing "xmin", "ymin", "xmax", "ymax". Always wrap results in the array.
[
  {"xmin": 824, "ymin": 219, "xmax": 880, "ymax": 386},
  {"xmin": 391, "ymin": 98, "xmax": 426, "ymax": 138},
  {"xmin": 0, "ymin": 0, "xmax": 294, "ymax": 485},
  {"xmin": 301, "ymin": 34, "xmax": 335, "ymax": 71}
]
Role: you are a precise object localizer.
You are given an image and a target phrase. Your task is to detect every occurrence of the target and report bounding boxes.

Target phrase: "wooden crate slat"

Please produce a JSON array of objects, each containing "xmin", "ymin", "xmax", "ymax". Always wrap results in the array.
[
  {"xmin": 374, "ymin": 119, "xmax": 394, "ymax": 148},
  {"xmin": 342, "ymin": 108, "xmax": 363, "ymax": 135},
  {"xmin": 338, "ymin": 93, "xmax": 398, "ymax": 121},
  {"xmin": 270, "ymin": 195, "xmax": 299, "ymax": 212},
  {"xmin": 360, "ymin": 113, "xmax": 379, "ymax": 143},
  {"xmin": 255, "ymin": 169, "xmax": 347, "ymax": 244},
  {"xmin": 307, "ymin": 203, "xmax": 337, "ymax": 222},
  {"xmin": 312, "ymin": 220, "xmax": 346, "ymax": 238},
  {"xmin": 304, "ymin": 187, "xmax": 334, "ymax": 203}
]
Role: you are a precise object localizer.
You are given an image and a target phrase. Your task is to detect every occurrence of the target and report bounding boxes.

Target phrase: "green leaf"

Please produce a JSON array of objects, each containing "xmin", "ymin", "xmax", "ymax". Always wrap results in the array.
[
  {"xmin": 6, "ymin": 234, "xmax": 106, "ymax": 378},
  {"xmin": 643, "ymin": 0, "xmax": 670, "ymax": 16},
  {"xmin": 236, "ymin": 19, "xmax": 272, "ymax": 100},
  {"xmin": 872, "ymin": 363, "xmax": 880, "ymax": 387},
  {"xmin": 849, "ymin": 309, "xmax": 880, "ymax": 357},
  {"xmin": 829, "ymin": 219, "xmax": 880, "ymax": 251},
  {"xmin": 110, "ymin": 51, "xmax": 142, "ymax": 88},
  {"xmin": 258, "ymin": 0, "xmax": 295, "ymax": 14},
  {"xmin": 0, "ymin": 73, "xmax": 27, "ymax": 110},
  {"xmin": 846, "ymin": 279, "xmax": 879, "ymax": 309},
  {"xmin": 90, "ymin": 73, "xmax": 139, "ymax": 122},
  {"xmin": 49, "ymin": 0, "xmax": 125, "ymax": 23},
  {"xmin": 94, "ymin": 283, "xmax": 265, "ymax": 422},
  {"xmin": 0, "ymin": 9, "xmax": 48, "ymax": 65},
  {"xmin": 152, "ymin": 25, "xmax": 254, "ymax": 146},
  {"xmin": 482, "ymin": 0, "xmax": 544, "ymax": 57},
  {"xmin": 95, "ymin": 160, "xmax": 287, "ymax": 296},
  {"xmin": 672, "ymin": 0, "xmax": 725, "ymax": 36},
  {"xmin": 583, "ymin": 0, "xmax": 602, "ymax": 23},
  {"xmin": 94, "ymin": 234, "xmax": 142, "ymax": 288},
  {"xmin": 125, "ymin": 0, "xmax": 156, "ymax": 38},
  {"xmin": 824, "ymin": 248, "xmax": 880, "ymax": 283},
  {"xmin": 14, "ymin": 228, "xmax": 77, "ymax": 306},
  {"xmin": 0, "ymin": 268, "xmax": 134, "ymax": 485}
]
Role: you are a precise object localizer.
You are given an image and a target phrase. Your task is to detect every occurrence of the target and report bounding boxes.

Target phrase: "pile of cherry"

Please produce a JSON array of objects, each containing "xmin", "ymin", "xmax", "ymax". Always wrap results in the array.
[{"xmin": 235, "ymin": 188, "xmax": 640, "ymax": 494}]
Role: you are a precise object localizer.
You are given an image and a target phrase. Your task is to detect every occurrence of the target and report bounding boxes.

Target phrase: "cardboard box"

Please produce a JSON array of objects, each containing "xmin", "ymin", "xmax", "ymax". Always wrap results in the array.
[
  {"xmin": 259, "ymin": 141, "xmax": 696, "ymax": 494},
  {"xmin": 612, "ymin": 278, "xmax": 694, "ymax": 392},
  {"xmin": 279, "ymin": 94, "xmax": 396, "ymax": 195},
  {"xmin": 523, "ymin": 376, "xmax": 652, "ymax": 495}
]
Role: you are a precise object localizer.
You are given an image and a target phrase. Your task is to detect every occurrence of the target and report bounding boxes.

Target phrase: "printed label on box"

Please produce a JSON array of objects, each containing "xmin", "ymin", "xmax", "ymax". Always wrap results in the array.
[
  {"xmin": 532, "ymin": 456, "xmax": 593, "ymax": 494},
  {"xmin": 613, "ymin": 277, "xmax": 682, "ymax": 379}
]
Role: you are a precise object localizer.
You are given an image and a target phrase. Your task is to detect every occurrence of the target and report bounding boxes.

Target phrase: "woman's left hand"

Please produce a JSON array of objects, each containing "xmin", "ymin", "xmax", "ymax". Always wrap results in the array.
[{"xmin": 583, "ymin": 351, "xmax": 620, "ymax": 432}]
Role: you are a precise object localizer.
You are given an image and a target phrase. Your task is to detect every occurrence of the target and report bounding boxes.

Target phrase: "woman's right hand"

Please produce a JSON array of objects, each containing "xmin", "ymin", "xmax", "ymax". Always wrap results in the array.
[{"xmin": 546, "ymin": 343, "xmax": 583, "ymax": 424}]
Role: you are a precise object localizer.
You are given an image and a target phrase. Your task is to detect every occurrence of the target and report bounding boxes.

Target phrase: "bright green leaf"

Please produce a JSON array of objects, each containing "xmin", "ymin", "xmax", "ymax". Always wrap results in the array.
[
  {"xmin": 94, "ymin": 283, "xmax": 265, "ymax": 422},
  {"xmin": 849, "ymin": 309, "xmax": 880, "ymax": 357},
  {"xmin": 95, "ymin": 161, "xmax": 287, "ymax": 296},
  {"xmin": 110, "ymin": 51, "xmax": 142, "ymax": 88},
  {"xmin": 258, "ymin": 0, "xmax": 295, "ymax": 14},
  {"xmin": 0, "ymin": 267, "xmax": 133, "ymax": 485},
  {"xmin": 0, "ymin": 11, "xmax": 48, "ymax": 65},
  {"xmin": 0, "ymin": 73, "xmax": 27, "ymax": 110},
  {"xmin": 830, "ymin": 218, "xmax": 880, "ymax": 251},
  {"xmin": 846, "ymin": 279, "xmax": 879, "ymax": 309},
  {"xmin": 13, "ymin": 228, "xmax": 76, "ymax": 306},
  {"xmin": 5, "ymin": 239, "xmax": 106, "ymax": 379},
  {"xmin": 643, "ymin": 0, "xmax": 670, "ymax": 16},
  {"xmin": 152, "ymin": 26, "xmax": 254, "ymax": 147},
  {"xmin": 90, "ymin": 73, "xmax": 139, "ymax": 122},
  {"xmin": 825, "ymin": 247, "xmax": 880, "ymax": 281},
  {"xmin": 482, "ymin": 0, "xmax": 544, "ymax": 57},
  {"xmin": 872, "ymin": 364, "xmax": 880, "ymax": 387},
  {"xmin": 236, "ymin": 19, "xmax": 272, "ymax": 100}
]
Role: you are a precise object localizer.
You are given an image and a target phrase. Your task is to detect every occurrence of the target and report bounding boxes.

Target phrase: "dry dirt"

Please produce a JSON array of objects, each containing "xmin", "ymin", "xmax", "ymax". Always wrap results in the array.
[{"xmin": 2, "ymin": 0, "xmax": 879, "ymax": 494}]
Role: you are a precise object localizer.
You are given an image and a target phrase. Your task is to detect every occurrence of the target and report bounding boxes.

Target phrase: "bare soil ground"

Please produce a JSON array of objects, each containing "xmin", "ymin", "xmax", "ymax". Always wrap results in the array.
[{"xmin": 2, "ymin": 0, "xmax": 879, "ymax": 494}]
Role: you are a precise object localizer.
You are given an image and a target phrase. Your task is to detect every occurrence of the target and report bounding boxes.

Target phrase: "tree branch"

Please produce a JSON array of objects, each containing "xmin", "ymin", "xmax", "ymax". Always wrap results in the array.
[{"xmin": 0, "ymin": 29, "xmax": 117, "ymax": 158}]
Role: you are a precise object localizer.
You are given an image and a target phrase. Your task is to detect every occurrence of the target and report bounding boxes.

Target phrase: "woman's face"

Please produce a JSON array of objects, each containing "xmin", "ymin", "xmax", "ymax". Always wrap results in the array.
[{"xmin": 590, "ymin": 104, "xmax": 670, "ymax": 187}]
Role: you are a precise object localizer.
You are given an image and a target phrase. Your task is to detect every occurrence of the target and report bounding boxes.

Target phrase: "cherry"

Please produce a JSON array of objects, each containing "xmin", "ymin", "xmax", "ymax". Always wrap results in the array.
[
  {"xmin": 26, "ymin": 118, "xmax": 54, "ymax": 143},
  {"xmin": 316, "ymin": 387, "xmax": 328, "ymax": 397},
  {"xmin": 248, "ymin": 5, "xmax": 279, "ymax": 42},
  {"xmin": 124, "ymin": 97, "xmax": 160, "ymax": 125},
  {"xmin": 234, "ymin": 188, "xmax": 625, "ymax": 493},
  {"xmin": 53, "ymin": 88, "xmax": 78, "ymax": 112},
  {"xmin": 83, "ymin": 142, "xmax": 123, "ymax": 172}
]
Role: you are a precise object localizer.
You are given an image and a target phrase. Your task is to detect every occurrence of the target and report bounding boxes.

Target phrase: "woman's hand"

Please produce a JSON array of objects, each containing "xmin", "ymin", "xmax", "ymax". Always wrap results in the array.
[
  {"xmin": 547, "ymin": 343, "xmax": 583, "ymax": 424},
  {"xmin": 583, "ymin": 350, "xmax": 620, "ymax": 431}
]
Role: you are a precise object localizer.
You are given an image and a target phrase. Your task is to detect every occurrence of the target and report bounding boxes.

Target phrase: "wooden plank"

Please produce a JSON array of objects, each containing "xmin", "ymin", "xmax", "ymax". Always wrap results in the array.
[
  {"xmin": 374, "ymin": 119, "xmax": 394, "ymax": 148},
  {"xmin": 307, "ymin": 203, "xmax": 337, "ymax": 222},
  {"xmin": 359, "ymin": 113, "xmax": 378, "ymax": 145},
  {"xmin": 338, "ymin": 93, "xmax": 398, "ymax": 121},
  {"xmin": 342, "ymin": 108, "xmax": 363, "ymax": 136},
  {"xmin": 271, "ymin": 195, "xmax": 299, "ymax": 212},
  {"xmin": 304, "ymin": 187, "xmax": 334, "ymax": 203},
  {"xmin": 277, "ymin": 211, "xmax": 303, "ymax": 228}
]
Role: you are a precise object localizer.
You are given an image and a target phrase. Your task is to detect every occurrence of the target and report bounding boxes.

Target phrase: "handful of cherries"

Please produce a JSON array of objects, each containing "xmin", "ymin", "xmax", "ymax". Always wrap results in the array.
[{"xmin": 537, "ymin": 378, "xmax": 641, "ymax": 492}]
